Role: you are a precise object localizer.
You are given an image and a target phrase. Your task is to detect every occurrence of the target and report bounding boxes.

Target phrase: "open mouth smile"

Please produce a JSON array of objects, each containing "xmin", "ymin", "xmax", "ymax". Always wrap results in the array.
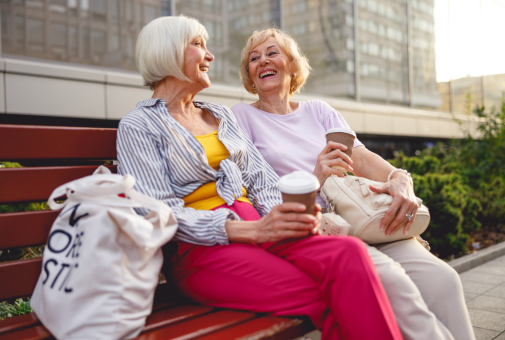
[
  {"xmin": 200, "ymin": 66, "xmax": 209, "ymax": 72},
  {"xmin": 259, "ymin": 70, "xmax": 277, "ymax": 79}
]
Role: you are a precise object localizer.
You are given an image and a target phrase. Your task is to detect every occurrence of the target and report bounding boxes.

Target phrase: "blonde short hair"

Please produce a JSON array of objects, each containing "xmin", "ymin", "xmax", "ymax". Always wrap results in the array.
[
  {"xmin": 136, "ymin": 15, "xmax": 208, "ymax": 90},
  {"xmin": 239, "ymin": 28, "xmax": 311, "ymax": 96}
]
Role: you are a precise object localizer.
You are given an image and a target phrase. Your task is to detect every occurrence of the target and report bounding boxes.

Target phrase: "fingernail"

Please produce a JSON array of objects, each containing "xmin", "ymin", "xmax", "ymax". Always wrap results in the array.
[
  {"xmin": 380, "ymin": 225, "xmax": 385, "ymax": 230},
  {"xmin": 404, "ymin": 229, "xmax": 408, "ymax": 235}
]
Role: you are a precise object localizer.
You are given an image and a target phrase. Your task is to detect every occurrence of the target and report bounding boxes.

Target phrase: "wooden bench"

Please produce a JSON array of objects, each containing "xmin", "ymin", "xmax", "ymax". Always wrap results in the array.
[{"xmin": 0, "ymin": 124, "xmax": 315, "ymax": 340}]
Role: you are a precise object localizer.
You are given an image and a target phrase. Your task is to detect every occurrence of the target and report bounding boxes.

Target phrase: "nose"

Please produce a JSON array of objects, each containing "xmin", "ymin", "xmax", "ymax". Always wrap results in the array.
[
  {"xmin": 205, "ymin": 50, "xmax": 214, "ymax": 62},
  {"xmin": 259, "ymin": 54, "xmax": 269, "ymax": 66}
]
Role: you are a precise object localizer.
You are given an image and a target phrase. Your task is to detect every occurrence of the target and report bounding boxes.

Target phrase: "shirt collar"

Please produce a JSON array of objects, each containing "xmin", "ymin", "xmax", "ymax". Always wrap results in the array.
[{"xmin": 136, "ymin": 98, "xmax": 165, "ymax": 108}]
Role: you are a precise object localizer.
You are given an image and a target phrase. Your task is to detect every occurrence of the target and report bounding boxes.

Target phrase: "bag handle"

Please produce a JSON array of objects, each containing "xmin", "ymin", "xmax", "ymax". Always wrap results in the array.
[{"xmin": 71, "ymin": 174, "xmax": 136, "ymax": 197}]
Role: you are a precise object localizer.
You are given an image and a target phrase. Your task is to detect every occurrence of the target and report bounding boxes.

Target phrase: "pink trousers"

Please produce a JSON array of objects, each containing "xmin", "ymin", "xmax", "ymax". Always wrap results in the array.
[{"xmin": 170, "ymin": 202, "xmax": 402, "ymax": 340}]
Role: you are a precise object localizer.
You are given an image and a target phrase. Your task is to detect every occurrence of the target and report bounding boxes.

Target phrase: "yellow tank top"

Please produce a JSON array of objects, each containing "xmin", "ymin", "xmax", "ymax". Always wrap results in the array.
[{"xmin": 182, "ymin": 130, "xmax": 252, "ymax": 210}]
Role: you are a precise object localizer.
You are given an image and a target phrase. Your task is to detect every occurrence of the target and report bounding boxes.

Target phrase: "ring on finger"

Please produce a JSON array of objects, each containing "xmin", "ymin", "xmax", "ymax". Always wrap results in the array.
[{"xmin": 405, "ymin": 213, "xmax": 414, "ymax": 221}]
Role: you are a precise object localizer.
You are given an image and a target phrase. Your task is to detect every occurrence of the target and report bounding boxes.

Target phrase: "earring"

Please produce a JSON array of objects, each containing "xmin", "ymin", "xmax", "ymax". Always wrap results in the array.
[
  {"xmin": 292, "ymin": 73, "xmax": 296, "ymax": 77},
  {"xmin": 252, "ymin": 84, "xmax": 255, "ymax": 88}
]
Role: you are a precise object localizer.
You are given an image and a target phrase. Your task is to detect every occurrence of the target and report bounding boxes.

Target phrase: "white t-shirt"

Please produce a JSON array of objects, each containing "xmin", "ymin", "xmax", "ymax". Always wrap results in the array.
[{"xmin": 232, "ymin": 100, "xmax": 363, "ymax": 206}]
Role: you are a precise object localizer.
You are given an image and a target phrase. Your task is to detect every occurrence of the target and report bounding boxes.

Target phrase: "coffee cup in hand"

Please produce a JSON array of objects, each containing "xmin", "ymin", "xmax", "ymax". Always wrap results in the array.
[
  {"xmin": 279, "ymin": 171, "xmax": 320, "ymax": 215},
  {"xmin": 325, "ymin": 128, "xmax": 356, "ymax": 173}
]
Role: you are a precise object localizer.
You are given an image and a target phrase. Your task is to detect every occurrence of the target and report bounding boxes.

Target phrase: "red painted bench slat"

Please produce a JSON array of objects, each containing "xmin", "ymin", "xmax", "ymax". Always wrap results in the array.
[
  {"xmin": 142, "ymin": 305, "xmax": 214, "ymax": 332},
  {"xmin": 0, "ymin": 124, "xmax": 116, "ymax": 161},
  {"xmin": 0, "ymin": 325, "xmax": 52, "ymax": 340},
  {"xmin": 0, "ymin": 304, "xmax": 212, "ymax": 337},
  {"xmin": 0, "ymin": 165, "xmax": 117, "ymax": 204},
  {"xmin": 196, "ymin": 315, "xmax": 314, "ymax": 340},
  {"xmin": 135, "ymin": 310, "xmax": 257, "ymax": 340},
  {"xmin": 0, "ymin": 258, "xmax": 42, "ymax": 301},
  {"xmin": 0, "ymin": 313, "xmax": 40, "ymax": 335},
  {"xmin": 0, "ymin": 211, "xmax": 59, "ymax": 249}
]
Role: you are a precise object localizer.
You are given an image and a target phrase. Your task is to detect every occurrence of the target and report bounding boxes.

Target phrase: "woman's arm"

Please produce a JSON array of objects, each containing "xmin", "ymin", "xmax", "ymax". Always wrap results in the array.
[
  {"xmin": 316, "ymin": 102, "xmax": 418, "ymax": 236},
  {"xmin": 352, "ymin": 146, "xmax": 419, "ymax": 236},
  {"xmin": 117, "ymin": 122, "xmax": 238, "ymax": 246}
]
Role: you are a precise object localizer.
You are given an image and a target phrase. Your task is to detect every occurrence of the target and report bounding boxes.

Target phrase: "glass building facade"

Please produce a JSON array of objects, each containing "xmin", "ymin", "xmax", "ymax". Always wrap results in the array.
[{"xmin": 1, "ymin": 0, "xmax": 504, "ymax": 114}]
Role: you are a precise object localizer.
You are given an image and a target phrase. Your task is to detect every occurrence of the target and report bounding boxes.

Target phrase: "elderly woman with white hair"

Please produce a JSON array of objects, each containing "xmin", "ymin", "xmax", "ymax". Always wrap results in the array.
[
  {"xmin": 231, "ymin": 28, "xmax": 475, "ymax": 340},
  {"xmin": 117, "ymin": 16, "xmax": 403, "ymax": 340}
]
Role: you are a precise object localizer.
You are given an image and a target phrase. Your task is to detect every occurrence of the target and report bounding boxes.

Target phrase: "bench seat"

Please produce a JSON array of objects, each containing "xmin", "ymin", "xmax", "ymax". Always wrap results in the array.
[{"xmin": 0, "ymin": 124, "xmax": 314, "ymax": 340}]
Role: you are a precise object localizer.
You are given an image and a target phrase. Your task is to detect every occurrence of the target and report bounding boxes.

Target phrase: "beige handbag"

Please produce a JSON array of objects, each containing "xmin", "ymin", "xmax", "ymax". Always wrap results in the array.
[{"xmin": 320, "ymin": 175, "xmax": 430, "ymax": 246}]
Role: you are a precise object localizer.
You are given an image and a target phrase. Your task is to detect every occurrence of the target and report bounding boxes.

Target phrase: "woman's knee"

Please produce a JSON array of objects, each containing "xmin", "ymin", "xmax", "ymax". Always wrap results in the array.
[
  {"xmin": 419, "ymin": 261, "xmax": 463, "ymax": 300},
  {"xmin": 325, "ymin": 236, "xmax": 371, "ymax": 265},
  {"xmin": 337, "ymin": 236, "xmax": 368, "ymax": 255}
]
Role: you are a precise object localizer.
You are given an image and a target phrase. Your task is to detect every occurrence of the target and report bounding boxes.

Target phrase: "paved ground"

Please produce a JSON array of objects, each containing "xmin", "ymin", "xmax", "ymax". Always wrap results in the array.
[
  {"xmin": 303, "ymin": 254, "xmax": 505, "ymax": 340},
  {"xmin": 462, "ymin": 254, "xmax": 505, "ymax": 340}
]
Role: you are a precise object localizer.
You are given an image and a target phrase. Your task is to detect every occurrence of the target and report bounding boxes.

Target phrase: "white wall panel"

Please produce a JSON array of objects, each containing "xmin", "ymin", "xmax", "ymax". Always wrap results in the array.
[
  {"xmin": 6, "ymin": 74, "xmax": 106, "ymax": 118},
  {"xmin": 1, "ymin": 58, "xmax": 466, "ymax": 140},
  {"xmin": 416, "ymin": 117, "xmax": 440, "ymax": 137},
  {"xmin": 106, "ymin": 85, "xmax": 152, "ymax": 120},
  {"xmin": 438, "ymin": 119, "xmax": 464, "ymax": 139},
  {"xmin": 6, "ymin": 59, "xmax": 104, "ymax": 83},
  {"xmin": 392, "ymin": 116, "xmax": 418, "ymax": 136},
  {"xmin": 363, "ymin": 113, "xmax": 393, "ymax": 135}
]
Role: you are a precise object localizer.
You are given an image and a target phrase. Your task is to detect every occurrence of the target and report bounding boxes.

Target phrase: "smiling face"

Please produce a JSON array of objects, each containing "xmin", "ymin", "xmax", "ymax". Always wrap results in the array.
[
  {"xmin": 183, "ymin": 36, "xmax": 214, "ymax": 89},
  {"xmin": 248, "ymin": 37, "xmax": 293, "ymax": 97}
]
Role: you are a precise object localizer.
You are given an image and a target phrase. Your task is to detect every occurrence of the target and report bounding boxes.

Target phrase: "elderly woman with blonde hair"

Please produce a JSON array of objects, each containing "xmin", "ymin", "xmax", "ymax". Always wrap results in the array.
[
  {"xmin": 117, "ymin": 15, "xmax": 403, "ymax": 340},
  {"xmin": 231, "ymin": 28, "xmax": 475, "ymax": 340}
]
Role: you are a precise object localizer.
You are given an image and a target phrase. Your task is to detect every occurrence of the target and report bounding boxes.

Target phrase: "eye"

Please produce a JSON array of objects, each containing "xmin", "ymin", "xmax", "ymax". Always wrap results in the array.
[{"xmin": 268, "ymin": 51, "xmax": 278, "ymax": 56}]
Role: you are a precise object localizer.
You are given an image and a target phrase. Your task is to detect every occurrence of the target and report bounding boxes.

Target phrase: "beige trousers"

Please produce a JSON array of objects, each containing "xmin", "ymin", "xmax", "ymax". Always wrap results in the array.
[{"xmin": 367, "ymin": 238, "xmax": 475, "ymax": 340}]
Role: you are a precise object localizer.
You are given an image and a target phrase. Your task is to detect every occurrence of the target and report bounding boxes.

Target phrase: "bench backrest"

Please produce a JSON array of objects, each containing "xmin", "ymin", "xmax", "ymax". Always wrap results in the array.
[{"xmin": 0, "ymin": 124, "xmax": 117, "ymax": 301}]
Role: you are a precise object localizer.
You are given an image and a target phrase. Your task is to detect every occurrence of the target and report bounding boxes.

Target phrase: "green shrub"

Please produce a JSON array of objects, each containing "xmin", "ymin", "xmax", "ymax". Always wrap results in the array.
[
  {"xmin": 411, "ymin": 173, "xmax": 481, "ymax": 257},
  {"xmin": 0, "ymin": 298, "xmax": 32, "ymax": 320},
  {"xmin": 390, "ymin": 98, "xmax": 505, "ymax": 257}
]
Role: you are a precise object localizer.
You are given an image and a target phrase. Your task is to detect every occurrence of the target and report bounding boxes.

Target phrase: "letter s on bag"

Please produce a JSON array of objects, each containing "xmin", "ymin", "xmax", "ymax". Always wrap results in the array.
[{"xmin": 42, "ymin": 259, "xmax": 58, "ymax": 285}]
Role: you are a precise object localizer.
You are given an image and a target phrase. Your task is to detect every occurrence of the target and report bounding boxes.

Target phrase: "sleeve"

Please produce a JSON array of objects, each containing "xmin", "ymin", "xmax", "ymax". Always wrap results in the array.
[
  {"xmin": 224, "ymin": 107, "xmax": 283, "ymax": 216},
  {"xmin": 117, "ymin": 122, "xmax": 240, "ymax": 246},
  {"xmin": 318, "ymin": 100, "xmax": 364, "ymax": 148}
]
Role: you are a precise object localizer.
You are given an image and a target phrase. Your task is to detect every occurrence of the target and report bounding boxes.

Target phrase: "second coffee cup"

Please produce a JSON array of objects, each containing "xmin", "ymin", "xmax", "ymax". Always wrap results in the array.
[
  {"xmin": 278, "ymin": 171, "xmax": 320, "ymax": 215},
  {"xmin": 326, "ymin": 128, "xmax": 356, "ymax": 172}
]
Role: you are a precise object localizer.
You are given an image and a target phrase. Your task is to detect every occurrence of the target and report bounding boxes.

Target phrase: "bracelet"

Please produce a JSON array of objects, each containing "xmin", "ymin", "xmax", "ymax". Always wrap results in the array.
[{"xmin": 387, "ymin": 168, "xmax": 411, "ymax": 182}]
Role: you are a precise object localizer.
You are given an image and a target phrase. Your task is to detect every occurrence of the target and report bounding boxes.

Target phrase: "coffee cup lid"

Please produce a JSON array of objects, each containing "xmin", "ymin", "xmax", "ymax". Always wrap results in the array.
[
  {"xmin": 278, "ymin": 171, "xmax": 320, "ymax": 195},
  {"xmin": 326, "ymin": 128, "xmax": 356, "ymax": 137}
]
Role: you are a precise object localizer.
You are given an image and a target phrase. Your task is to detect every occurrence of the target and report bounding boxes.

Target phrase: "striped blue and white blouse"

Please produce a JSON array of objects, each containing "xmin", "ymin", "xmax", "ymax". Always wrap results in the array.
[{"xmin": 117, "ymin": 98, "xmax": 282, "ymax": 246}]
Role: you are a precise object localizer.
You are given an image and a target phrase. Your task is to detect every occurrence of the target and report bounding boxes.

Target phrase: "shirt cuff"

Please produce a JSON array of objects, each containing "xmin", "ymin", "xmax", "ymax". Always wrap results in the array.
[{"xmin": 212, "ymin": 208, "xmax": 242, "ymax": 245}]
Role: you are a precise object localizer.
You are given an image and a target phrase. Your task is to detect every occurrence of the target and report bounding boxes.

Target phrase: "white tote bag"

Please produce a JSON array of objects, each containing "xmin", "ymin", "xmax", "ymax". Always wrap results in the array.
[{"xmin": 31, "ymin": 166, "xmax": 178, "ymax": 340}]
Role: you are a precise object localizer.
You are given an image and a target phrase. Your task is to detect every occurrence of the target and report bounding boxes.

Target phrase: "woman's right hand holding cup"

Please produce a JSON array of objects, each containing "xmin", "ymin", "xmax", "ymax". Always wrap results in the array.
[
  {"xmin": 253, "ymin": 203, "xmax": 318, "ymax": 243},
  {"xmin": 225, "ymin": 203, "xmax": 318, "ymax": 243},
  {"xmin": 313, "ymin": 141, "xmax": 354, "ymax": 186}
]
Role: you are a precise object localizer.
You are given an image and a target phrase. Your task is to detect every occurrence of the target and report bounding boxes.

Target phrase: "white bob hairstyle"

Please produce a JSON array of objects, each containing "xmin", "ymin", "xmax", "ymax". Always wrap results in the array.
[{"xmin": 136, "ymin": 15, "xmax": 209, "ymax": 90}]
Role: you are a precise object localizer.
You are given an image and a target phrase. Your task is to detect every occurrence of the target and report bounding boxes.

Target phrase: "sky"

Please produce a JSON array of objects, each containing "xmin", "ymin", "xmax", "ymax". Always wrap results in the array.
[{"xmin": 434, "ymin": 0, "xmax": 505, "ymax": 82}]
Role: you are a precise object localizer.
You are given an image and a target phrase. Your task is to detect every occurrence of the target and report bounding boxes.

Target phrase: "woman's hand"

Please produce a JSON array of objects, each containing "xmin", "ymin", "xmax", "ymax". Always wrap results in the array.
[
  {"xmin": 311, "ymin": 204, "xmax": 323, "ymax": 235},
  {"xmin": 225, "ymin": 203, "xmax": 321, "ymax": 243},
  {"xmin": 369, "ymin": 172, "xmax": 418, "ymax": 236},
  {"xmin": 313, "ymin": 141, "xmax": 354, "ymax": 186}
]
